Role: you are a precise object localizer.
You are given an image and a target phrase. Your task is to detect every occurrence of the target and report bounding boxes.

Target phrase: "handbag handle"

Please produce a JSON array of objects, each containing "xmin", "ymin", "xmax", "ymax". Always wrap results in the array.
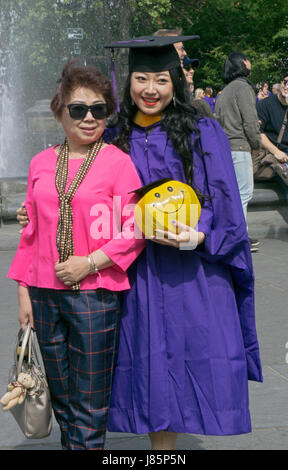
[
  {"xmin": 15, "ymin": 324, "xmax": 42, "ymax": 378},
  {"xmin": 15, "ymin": 324, "xmax": 31, "ymax": 377}
]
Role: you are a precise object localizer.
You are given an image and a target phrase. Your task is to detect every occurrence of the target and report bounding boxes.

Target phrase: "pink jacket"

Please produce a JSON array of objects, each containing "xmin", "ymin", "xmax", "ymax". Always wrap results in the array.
[{"xmin": 7, "ymin": 144, "xmax": 145, "ymax": 291}]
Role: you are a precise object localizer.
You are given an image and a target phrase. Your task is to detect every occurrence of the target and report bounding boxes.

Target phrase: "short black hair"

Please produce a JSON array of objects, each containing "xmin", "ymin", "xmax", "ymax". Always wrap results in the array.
[
  {"xmin": 51, "ymin": 59, "xmax": 115, "ymax": 119},
  {"xmin": 222, "ymin": 52, "xmax": 250, "ymax": 84}
]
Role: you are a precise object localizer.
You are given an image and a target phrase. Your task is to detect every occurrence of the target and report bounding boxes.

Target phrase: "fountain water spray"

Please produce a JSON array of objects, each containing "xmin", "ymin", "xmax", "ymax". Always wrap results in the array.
[{"xmin": 0, "ymin": 3, "xmax": 27, "ymax": 177}]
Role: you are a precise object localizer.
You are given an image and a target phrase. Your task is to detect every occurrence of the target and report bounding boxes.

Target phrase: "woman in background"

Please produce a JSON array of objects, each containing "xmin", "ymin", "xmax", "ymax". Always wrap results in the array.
[
  {"xmin": 203, "ymin": 86, "xmax": 216, "ymax": 115},
  {"xmin": 192, "ymin": 88, "xmax": 214, "ymax": 118},
  {"xmin": 215, "ymin": 52, "xmax": 261, "ymax": 252}
]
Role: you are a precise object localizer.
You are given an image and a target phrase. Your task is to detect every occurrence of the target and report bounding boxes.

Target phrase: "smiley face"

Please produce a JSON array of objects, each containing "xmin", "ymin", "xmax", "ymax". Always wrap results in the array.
[
  {"xmin": 134, "ymin": 180, "xmax": 201, "ymax": 238},
  {"xmin": 151, "ymin": 185, "xmax": 185, "ymax": 213}
]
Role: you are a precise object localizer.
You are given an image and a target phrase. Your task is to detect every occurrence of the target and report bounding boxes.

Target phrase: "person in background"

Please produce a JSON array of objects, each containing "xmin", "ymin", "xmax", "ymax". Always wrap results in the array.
[
  {"xmin": 183, "ymin": 69, "xmax": 194, "ymax": 94},
  {"xmin": 9, "ymin": 61, "xmax": 144, "ymax": 450},
  {"xmin": 272, "ymin": 83, "xmax": 281, "ymax": 95},
  {"xmin": 256, "ymin": 81, "xmax": 272, "ymax": 102},
  {"xmin": 256, "ymin": 74, "xmax": 288, "ymax": 163},
  {"xmin": 153, "ymin": 28, "xmax": 187, "ymax": 65},
  {"xmin": 203, "ymin": 86, "xmax": 216, "ymax": 115},
  {"xmin": 154, "ymin": 28, "xmax": 200, "ymax": 79},
  {"xmin": 183, "ymin": 55, "xmax": 199, "ymax": 81},
  {"xmin": 192, "ymin": 87, "xmax": 214, "ymax": 118},
  {"xmin": 215, "ymin": 51, "xmax": 261, "ymax": 252},
  {"xmin": 182, "ymin": 55, "xmax": 199, "ymax": 97},
  {"xmin": 183, "ymin": 66, "xmax": 194, "ymax": 95},
  {"xmin": 189, "ymin": 79, "xmax": 195, "ymax": 95},
  {"xmin": 195, "ymin": 88, "xmax": 205, "ymax": 99}
]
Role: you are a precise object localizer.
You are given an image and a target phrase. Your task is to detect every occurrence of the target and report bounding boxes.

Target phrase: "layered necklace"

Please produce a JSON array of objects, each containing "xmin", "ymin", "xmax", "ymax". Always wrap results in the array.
[{"xmin": 55, "ymin": 137, "xmax": 104, "ymax": 290}]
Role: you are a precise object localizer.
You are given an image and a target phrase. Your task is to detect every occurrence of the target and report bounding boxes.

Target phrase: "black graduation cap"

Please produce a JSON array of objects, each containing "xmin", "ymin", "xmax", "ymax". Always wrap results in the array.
[
  {"xmin": 129, "ymin": 178, "xmax": 175, "ymax": 198},
  {"xmin": 104, "ymin": 35, "xmax": 200, "ymax": 73}
]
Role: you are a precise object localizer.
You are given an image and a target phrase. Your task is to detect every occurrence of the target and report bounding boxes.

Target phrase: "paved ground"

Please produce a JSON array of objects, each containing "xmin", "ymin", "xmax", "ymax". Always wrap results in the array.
[{"xmin": 0, "ymin": 204, "xmax": 288, "ymax": 451}]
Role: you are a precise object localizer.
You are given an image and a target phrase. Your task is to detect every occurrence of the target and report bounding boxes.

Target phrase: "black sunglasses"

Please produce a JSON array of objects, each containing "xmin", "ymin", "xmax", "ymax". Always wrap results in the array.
[
  {"xmin": 67, "ymin": 103, "xmax": 108, "ymax": 120},
  {"xmin": 283, "ymin": 79, "xmax": 288, "ymax": 87}
]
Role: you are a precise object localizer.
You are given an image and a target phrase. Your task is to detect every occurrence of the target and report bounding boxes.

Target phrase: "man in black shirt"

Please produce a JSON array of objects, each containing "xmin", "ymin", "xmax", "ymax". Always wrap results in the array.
[{"xmin": 256, "ymin": 74, "xmax": 288, "ymax": 161}]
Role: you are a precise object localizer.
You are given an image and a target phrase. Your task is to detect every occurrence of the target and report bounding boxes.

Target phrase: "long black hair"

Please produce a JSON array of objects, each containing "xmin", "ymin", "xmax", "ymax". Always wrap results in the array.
[{"xmin": 112, "ymin": 66, "xmax": 204, "ymax": 189}]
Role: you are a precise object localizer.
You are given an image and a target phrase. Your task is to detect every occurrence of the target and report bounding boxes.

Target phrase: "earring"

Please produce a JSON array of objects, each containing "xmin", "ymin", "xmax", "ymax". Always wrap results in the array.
[
  {"xmin": 131, "ymin": 98, "xmax": 135, "ymax": 106},
  {"xmin": 173, "ymin": 94, "xmax": 176, "ymax": 107}
]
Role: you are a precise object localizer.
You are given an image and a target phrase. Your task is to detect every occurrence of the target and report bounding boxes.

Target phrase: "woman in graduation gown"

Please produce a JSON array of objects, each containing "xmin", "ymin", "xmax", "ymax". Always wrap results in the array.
[{"xmin": 104, "ymin": 36, "xmax": 262, "ymax": 450}]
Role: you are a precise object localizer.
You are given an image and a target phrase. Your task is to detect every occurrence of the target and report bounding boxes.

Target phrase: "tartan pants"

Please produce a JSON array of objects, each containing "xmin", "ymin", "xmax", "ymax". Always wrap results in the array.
[{"xmin": 30, "ymin": 287, "xmax": 121, "ymax": 450}]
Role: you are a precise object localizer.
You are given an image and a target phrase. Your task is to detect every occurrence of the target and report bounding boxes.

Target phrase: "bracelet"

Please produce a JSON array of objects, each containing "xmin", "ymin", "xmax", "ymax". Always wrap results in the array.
[{"xmin": 87, "ymin": 255, "xmax": 99, "ymax": 275}]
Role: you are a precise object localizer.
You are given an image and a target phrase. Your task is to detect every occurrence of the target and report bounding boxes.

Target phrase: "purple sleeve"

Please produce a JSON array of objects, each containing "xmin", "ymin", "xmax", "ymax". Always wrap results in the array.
[
  {"xmin": 194, "ymin": 118, "xmax": 262, "ymax": 382},
  {"xmin": 192, "ymin": 147, "xmax": 213, "ymax": 237}
]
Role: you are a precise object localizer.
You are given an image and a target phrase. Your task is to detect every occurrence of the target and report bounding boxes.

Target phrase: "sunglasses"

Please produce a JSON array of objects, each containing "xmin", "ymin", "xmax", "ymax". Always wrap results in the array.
[
  {"xmin": 67, "ymin": 103, "xmax": 108, "ymax": 120},
  {"xmin": 283, "ymin": 79, "xmax": 288, "ymax": 87}
]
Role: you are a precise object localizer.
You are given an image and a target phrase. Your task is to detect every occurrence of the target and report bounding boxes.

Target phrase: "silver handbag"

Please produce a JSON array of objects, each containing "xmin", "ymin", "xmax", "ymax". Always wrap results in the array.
[{"xmin": 8, "ymin": 324, "xmax": 53, "ymax": 439}]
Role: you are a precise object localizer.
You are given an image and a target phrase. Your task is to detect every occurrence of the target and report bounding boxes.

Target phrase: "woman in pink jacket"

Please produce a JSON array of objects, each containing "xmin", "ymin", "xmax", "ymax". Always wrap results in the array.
[{"xmin": 7, "ymin": 61, "xmax": 144, "ymax": 450}]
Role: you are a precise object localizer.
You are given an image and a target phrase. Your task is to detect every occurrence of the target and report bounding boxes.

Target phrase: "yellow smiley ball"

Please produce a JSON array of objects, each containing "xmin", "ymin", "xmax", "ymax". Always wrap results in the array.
[{"xmin": 134, "ymin": 180, "xmax": 201, "ymax": 238}]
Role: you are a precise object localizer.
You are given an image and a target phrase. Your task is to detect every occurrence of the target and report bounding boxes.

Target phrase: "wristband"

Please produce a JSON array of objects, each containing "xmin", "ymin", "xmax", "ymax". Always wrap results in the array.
[{"xmin": 87, "ymin": 255, "xmax": 98, "ymax": 275}]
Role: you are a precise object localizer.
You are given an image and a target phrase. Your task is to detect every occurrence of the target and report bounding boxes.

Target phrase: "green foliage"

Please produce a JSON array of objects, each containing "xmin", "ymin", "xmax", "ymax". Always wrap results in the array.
[
  {"xmin": 273, "ymin": 28, "xmax": 288, "ymax": 40},
  {"xmin": 130, "ymin": 0, "xmax": 172, "ymax": 34},
  {"xmin": 146, "ymin": 0, "xmax": 288, "ymax": 91},
  {"xmin": 1, "ymin": 0, "xmax": 287, "ymax": 106}
]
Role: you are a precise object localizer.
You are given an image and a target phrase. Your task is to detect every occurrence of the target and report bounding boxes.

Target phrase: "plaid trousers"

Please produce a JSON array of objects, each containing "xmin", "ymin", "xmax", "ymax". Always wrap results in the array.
[{"xmin": 30, "ymin": 287, "xmax": 121, "ymax": 450}]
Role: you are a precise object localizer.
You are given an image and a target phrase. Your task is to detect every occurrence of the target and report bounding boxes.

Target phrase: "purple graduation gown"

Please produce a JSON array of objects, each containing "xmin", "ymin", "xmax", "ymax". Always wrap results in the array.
[
  {"xmin": 203, "ymin": 96, "xmax": 216, "ymax": 114},
  {"xmin": 107, "ymin": 118, "xmax": 262, "ymax": 436}
]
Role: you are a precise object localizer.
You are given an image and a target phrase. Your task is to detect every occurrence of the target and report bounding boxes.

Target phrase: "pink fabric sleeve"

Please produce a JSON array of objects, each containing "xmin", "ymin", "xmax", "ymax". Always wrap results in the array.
[
  {"xmin": 100, "ymin": 156, "xmax": 145, "ymax": 272},
  {"xmin": 18, "ymin": 281, "xmax": 29, "ymax": 288}
]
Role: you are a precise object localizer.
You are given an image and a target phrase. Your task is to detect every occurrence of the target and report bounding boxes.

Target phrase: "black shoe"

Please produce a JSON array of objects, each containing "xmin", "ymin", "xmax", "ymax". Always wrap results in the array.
[
  {"xmin": 249, "ymin": 238, "xmax": 259, "ymax": 252},
  {"xmin": 249, "ymin": 238, "xmax": 260, "ymax": 247}
]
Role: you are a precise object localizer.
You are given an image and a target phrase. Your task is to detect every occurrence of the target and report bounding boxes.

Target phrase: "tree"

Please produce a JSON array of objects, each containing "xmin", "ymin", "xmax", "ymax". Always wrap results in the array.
[
  {"xmin": 1, "ymin": 0, "xmax": 287, "ymax": 102},
  {"xmin": 138, "ymin": 0, "xmax": 288, "ymax": 90}
]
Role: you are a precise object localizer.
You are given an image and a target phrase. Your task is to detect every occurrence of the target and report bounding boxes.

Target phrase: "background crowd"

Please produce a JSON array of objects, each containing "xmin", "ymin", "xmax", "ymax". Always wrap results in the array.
[{"xmin": 164, "ymin": 27, "xmax": 288, "ymax": 254}]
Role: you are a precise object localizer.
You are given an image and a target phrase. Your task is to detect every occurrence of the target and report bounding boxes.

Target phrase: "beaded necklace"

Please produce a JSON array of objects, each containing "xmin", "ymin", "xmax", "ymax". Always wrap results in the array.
[{"xmin": 55, "ymin": 137, "xmax": 104, "ymax": 290}]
